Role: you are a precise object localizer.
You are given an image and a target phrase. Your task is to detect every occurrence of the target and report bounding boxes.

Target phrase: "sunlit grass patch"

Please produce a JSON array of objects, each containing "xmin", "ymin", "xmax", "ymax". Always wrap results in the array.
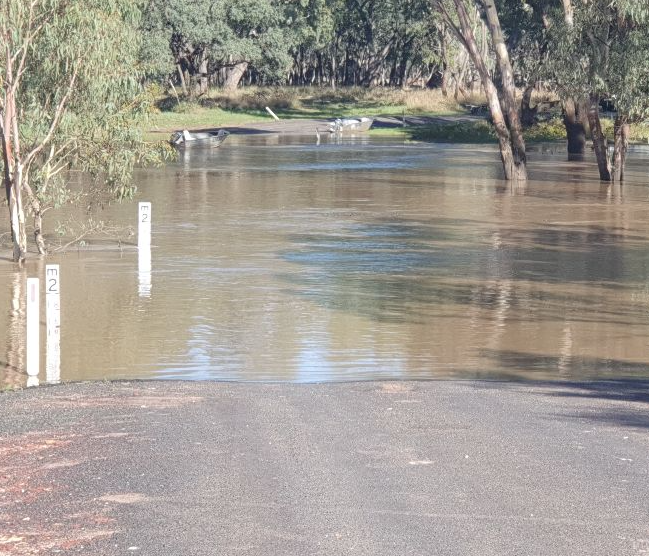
[{"xmin": 145, "ymin": 86, "xmax": 464, "ymax": 133}]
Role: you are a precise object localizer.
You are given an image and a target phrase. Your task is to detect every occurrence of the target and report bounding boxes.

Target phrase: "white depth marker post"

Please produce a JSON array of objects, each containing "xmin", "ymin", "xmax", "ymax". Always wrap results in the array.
[
  {"xmin": 265, "ymin": 106, "xmax": 280, "ymax": 121},
  {"xmin": 46, "ymin": 265, "xmax": 61, "ymax": 383},
  {"xmin": 138, "ymin": 202, "xmax": 152, "ymax": 297},
  {"xmin": 26, "ymin": 277, "xmax": 40, "ymax": 380},
  {"xmin": 138, "ymin": 202, "xmax": 151, "ymax": 249}
]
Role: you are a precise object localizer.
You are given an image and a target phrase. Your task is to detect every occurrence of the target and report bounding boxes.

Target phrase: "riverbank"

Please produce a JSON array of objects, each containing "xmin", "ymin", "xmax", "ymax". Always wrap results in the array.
[
  {"xmin": 143, "ymin": 86, "xmax": 649, "ymax": 145},
  {"xmin": 1, "ymin": 379, "xmax": 647, "ymax": 555},
  {"xmin": 144, "ymin": 114, "xmax": 486, "ymax": 142}
]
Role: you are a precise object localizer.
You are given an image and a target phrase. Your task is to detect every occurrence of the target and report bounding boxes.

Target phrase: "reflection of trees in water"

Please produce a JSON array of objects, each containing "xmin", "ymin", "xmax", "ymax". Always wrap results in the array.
[{"xmin": 3, "ymin": 270, "xmax": 26, "ymax": 388}]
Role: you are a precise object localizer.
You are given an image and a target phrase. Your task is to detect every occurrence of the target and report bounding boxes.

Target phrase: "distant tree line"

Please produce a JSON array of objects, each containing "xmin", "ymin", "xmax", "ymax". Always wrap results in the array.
[{"xmin": 140, "ymin": 0, "xmax": 443, "ymax": 93}]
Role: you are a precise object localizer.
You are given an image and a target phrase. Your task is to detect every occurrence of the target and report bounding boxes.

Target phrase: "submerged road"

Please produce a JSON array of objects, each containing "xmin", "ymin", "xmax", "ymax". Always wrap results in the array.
[{"xmin": 1, "ymin": 380, "xmax": 648, "ymax": 555}]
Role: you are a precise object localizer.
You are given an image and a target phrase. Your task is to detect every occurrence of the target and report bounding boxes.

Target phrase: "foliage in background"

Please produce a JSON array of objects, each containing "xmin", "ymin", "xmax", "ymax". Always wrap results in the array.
[{"xmin": 141, "ymin": 0, "xmax": 293, "ymax": 94}]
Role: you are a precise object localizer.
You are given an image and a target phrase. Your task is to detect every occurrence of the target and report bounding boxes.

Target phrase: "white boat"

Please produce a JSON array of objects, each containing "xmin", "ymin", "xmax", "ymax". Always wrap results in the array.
[
  {"xmin": 170, "ymin": 129, "xmax": 230, "ymax": 148},
  {"xmin": 328, "ymin": 117, "xmax": 374, "ymax": 133}
]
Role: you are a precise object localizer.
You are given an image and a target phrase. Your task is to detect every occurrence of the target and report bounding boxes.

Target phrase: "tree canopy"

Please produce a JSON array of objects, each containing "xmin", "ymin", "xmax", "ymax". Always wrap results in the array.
[{"xmin": 141, "ymin": 0, "xmax": 293, "ymax": 94}]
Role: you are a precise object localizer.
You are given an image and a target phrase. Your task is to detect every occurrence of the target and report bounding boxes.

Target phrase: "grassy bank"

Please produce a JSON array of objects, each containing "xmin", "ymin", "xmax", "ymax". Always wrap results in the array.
[
  {"xmin": 144, "ymin": 86, "xmax": 464, "ymax": 140},
  {"xmin": 144, "ymin": 86, "xmax": 649, "ymax": 145}
]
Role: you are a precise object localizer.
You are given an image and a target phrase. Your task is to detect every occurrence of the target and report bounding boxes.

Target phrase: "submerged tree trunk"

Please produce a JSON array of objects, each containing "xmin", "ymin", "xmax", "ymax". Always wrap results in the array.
[
  {"xmin": 224, "ymin": 61, "xmax": 249, "ymax": 92},
  {"xmin": 440, "ymin": 0, "xmax": 526, "ymax": 179},
  {"xmin": 480, "ymin": 0, "xmax": 527, "ymax": 181},
  {"xmin": 612, "ymin": 116, "xmax": 630, "ymax": 182},
  {"xmin": 563, "ymin": 97, "xmax": 588, "ymax": 159},
  {"xmin": 587, "ymin": 95, "xmax": 612, "ymax": 181}
]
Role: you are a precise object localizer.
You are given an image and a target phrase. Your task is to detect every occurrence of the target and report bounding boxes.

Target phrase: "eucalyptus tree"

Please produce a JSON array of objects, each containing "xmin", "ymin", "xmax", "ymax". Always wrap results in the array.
[
  {"xmin": 1, "ymin": 0, "xmax": 157, "ymax": 262},
  {"xmin": 284, "ymin": 0, "xmax": 337, "ymax": 87},
  {"xmin": 547, "ymin": 0, "xmax": 649, "ymax": 181},
  {"xmin": 334, "ymin": 0, "xmax": 439, "ymax": 87},
  {"xmin": 434, "ymin": 0, "xmax": 527, "ymax": 181},
  {"xmin": 141, "ymin": 0, "xmax": 293, "ymax": 94},
  {"xmin": 278, "ymin": 0, "xmax": 441, "ymax": 88},
  {"xmin": 494, "ymin": 0, "xmax": 548, "ymax": 126}
]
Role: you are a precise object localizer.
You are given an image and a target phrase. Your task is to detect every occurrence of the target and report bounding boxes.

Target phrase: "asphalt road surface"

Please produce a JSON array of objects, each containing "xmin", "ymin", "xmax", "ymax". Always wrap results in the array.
[{"xmin": 1, "ymin": 380, "xmax": 648, "ymax": 555}]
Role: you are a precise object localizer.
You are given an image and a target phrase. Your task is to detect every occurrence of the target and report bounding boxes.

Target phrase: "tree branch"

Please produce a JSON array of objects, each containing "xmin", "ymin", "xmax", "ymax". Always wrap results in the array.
[{"xmin": 24, "ymin": 66, "xmax": 78, "ymax": 169}]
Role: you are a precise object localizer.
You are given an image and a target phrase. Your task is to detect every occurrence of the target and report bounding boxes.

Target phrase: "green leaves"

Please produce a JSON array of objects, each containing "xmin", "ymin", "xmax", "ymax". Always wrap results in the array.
[
  {"xmin": 1, "ymin": 0, "xmax": 165, "ymax": 209},
  {"xmin": 142, "ymin": 0, "xmax": 292, "ymax": 83},
  {"xmin": 542, "ymin": 0, "xmax": 649, "ymax": 122}
]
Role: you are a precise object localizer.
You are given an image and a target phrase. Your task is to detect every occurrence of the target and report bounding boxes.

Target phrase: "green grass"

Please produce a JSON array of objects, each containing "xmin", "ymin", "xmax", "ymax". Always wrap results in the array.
[
  {"xmin": 143, "ymin": 86, "xmax": 649, "ymax": 145},
  {"xmin": 143, "ymin": 104, "xmax": 274, "ymax": 142},
  {"xmin": 143, "ymin": 86, "xmax": 463, "ymax": 140}
]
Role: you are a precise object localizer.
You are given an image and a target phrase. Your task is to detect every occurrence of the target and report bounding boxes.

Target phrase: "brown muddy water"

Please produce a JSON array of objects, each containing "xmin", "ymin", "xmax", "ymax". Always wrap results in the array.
[{"xmin": 3, "ymin": 136, "xmax": 649, "ymax": 387}]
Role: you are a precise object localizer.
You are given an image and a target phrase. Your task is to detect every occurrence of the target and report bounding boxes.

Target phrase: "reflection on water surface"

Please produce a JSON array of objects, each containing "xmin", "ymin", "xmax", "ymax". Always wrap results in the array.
[{"xmin": 2, "ymin": 137, "xmax": 649, "ymax": 386}]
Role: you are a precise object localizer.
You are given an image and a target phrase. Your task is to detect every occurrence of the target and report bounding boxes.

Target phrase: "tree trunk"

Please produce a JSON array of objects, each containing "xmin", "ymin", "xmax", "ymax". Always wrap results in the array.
[
  {"xmin": 612, "ymin": 116, "xmax": 630, "ymax": 182},
  {"xmin": 587, "ymin": 95, "xmax": 612, "ymax": 181},
  {"xmin": 1, "ymin": 85, "xmax": 27, "ymax": 263},
  {"xmin": 563, "ymin": 97, "xmax": 588, "ymax": 158},
  {"xmin": 520, "ymin": 84, "xmax": 536, "ymax": 127},
  {"xmin": 480, "ymin": 0, "xmax": 527, "ymax": 180},
  {"xmin": 195, "ymin": 58, "xmax": 209, "ymax": 96},
  {"xmin": 562, "ymin": 0, "xmax": 574, "ymax": 27},
  {"xmin": 224, "ymin": 62, "xmax": 249, "ymax": 92},
  {"xmin": 439, "ymin": 25, "xmax": 450, "ymax": 96},
  {"xmin": 488, "ymin": 83, "xmax": 521, "ymax": 180},
  {"xmin": 7, "ymin": 174, "xmax": 27, "ymax": 262},
  {"xmin": 32, "ymin": 197, "xmax": 47, "ymax": 255},
  {"xmin": 447, "ymin": 0, "xmax": 526, "ymax": 180},
  {"xmin": 177, "ymin": 64, "xmax": 188, "ymax": 96}
]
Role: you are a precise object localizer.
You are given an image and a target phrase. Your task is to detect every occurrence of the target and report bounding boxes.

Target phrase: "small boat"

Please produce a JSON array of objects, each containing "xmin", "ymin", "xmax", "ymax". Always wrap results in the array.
[
  {"xmin": 170, "ymin": 129, "xmax": 230, "ymax": 148},
  {"xmin": 328, "ymin": 117, "xmax": 374, "ymax": 133}
]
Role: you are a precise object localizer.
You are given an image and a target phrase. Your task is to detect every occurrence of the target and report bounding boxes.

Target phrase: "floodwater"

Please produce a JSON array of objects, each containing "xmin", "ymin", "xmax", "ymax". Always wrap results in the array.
[{"xmin": 2, "ymin": 136, "xmax": 649, "ymax": 387}]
